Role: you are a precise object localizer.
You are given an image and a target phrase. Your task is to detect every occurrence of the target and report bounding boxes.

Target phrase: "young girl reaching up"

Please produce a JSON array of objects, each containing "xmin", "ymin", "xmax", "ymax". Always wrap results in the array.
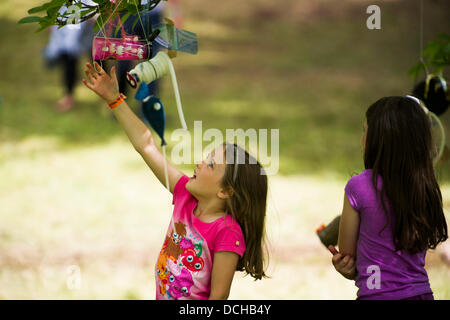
[
  {"xmin": 82, "ymin": 62, "xmax": 268, "ymax": 300},
  {"xmin": 329, "ymin": 96, "xmax": 448, "ymax": 300}
]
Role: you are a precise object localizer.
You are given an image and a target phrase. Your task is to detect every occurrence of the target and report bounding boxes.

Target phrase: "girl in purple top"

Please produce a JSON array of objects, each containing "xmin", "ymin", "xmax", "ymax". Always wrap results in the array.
[{"xmin": 329, "ymin": 96, "xmax": 448, "ymax": 300}]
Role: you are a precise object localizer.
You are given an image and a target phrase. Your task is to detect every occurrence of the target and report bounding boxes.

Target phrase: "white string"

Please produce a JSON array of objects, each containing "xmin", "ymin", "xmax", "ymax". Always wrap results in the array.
[
  {"xmin": 132, "ymin": 0, "xmax": 152, "ymax": 58},
  {"xmin": 110, "ymin": 1, "xmax": 182, "ymax": 233},
  {"xmin": 129, "ymin": 52, "xmax": 188, "ymax": 130},
  {"xmin": 94, "ymin": 0, "xmax": 125, "ymax": 42},
  {"xmin": 128, "ymin": 2, "xmax": 188, "ymax": 130},
  {"xmin": 162, "ymin": 145, "xmax": 170, "ymax": 191},
  {"xmin": 92, "ymin": 1, "xmax": 118, "ymax": 72},
  {"xmin": 167, "ymin": 58, "xmax": 188, "ymax": 130},
  {"xmin": 92, "ymin": 0, "xmax": 127, "ymax": 72},
  {"xmin": 93, "ymin": 11, "xmax": 107, "ymax": 72},
  {"xmin": 419, "ymin": 0, "xmax": 429, "ymax": 76},
  {"xmin": 233, "ymin": 147, "xmax": 239, "ymax": 183},
  {"xmin": 162, "ymin": 145, "xmax": 176, "ymax": 233}
]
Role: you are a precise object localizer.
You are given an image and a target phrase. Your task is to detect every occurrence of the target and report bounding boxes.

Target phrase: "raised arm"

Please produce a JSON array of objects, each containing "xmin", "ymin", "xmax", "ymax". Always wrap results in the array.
[{"xmin": 82, "ymin": 62, "xmax": 182, "ymax": 192}]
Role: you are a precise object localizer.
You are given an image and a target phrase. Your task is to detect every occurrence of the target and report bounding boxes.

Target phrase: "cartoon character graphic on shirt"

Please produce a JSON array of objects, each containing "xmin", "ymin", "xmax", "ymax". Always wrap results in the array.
[
  {"xmin": 180, "ymin": 236, "xmax": 195, "ymax": 250},
  {"xmin": 156, "ymin": 251, "xmax": 170, "ymax": 296},
  {"xmin": 167, "ymin": 259, "xmax": 194, "ymax": 299},
  {"xmin": 164, "ymin": 221, "xmax": 187, "ymax": 260},
  {"xmin": 181, "ymin": 248, "xmax": 205, "ymax": 272},
  {"xmin": 158, "ymin": 221, "xmax": 209, "ymax": 299}
]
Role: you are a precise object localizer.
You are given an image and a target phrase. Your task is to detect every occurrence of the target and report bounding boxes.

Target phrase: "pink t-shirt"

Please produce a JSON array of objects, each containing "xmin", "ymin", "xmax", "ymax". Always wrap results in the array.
[{"xmin": 155, "ymin": 175, "xmax": 246, "ymax": 300}]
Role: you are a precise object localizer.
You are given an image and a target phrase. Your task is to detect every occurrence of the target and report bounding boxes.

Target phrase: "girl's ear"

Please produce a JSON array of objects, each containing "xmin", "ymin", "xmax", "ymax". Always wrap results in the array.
[{"xmin": 217, "ymin": 187, "xmax": 234, "ymax": 200}]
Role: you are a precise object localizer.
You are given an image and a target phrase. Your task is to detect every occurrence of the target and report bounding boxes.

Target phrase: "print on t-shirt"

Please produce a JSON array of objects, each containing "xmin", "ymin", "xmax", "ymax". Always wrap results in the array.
[{"xmin": 156, "ymin": 218, "xmax": 212, "ymax": 300}]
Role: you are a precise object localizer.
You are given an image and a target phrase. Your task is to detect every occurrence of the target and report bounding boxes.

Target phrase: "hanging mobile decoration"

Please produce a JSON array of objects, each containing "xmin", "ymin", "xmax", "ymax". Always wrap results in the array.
[
  {"xmin": 136, "ymin": 83, "xmax": 167, "ymax": 146},
  {"xmin": 412, "ymin": 75, "xmax": 449, "ymax": 116},
  {"xmin": 88, "ymin": 0, "xmax": 195, "ymax": 177},
  {"xmin": 19, "ymin": 0, "xmax": 198, "ymax": 205},
  {"xmin": 19, "ymin": 0, "xmax": 199, "ymax": 236}
]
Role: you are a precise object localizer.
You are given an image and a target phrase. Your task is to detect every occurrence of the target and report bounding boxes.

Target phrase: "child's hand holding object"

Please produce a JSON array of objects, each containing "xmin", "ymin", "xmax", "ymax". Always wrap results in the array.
[{"xmin": 328, "ymin": 245, "xmax": 357, "ymax": 280}]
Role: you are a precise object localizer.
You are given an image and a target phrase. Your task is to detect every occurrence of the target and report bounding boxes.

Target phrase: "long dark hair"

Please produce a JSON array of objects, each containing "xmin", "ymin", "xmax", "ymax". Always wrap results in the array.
[
  {"xmin": 221, "ymin": 143, "xmax": 268, "ymax": 280},
  {"xmin": 364, "ymin": 96, "xmax": 448, "ymax": 253}
]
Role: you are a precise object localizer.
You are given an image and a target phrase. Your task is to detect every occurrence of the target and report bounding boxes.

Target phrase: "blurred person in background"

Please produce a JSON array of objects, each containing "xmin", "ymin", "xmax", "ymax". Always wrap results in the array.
[{"xmin": 44, "ymin": 2, "xmax": 96, "ymax": 112}]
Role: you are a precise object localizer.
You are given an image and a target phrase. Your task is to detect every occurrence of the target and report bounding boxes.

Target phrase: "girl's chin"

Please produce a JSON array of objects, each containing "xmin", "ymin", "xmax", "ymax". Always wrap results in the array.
[{"xmin": 185, "ymin": 180, "xmax": 197, "ymax": 196}]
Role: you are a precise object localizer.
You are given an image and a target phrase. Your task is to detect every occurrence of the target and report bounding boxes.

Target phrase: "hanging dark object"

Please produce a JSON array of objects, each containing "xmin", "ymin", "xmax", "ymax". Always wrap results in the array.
[
  {"xmin": 412, "ymin": 75, "xmax": 449, "ymax": 116},
  {"xmin": 136, "ymin": 82, "xmax": 167, "ymax": 146}
]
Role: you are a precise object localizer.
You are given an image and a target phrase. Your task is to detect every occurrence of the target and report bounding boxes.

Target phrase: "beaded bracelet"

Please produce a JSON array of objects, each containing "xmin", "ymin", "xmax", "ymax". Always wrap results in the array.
[{"xmin": 108, "ymin": 93, "xmax": 127, "ymax": 109}]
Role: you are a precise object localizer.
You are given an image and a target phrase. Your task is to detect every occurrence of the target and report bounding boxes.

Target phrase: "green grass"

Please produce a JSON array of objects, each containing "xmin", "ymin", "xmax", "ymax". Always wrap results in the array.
[{"xmin": 0, "ymin": 0, "xmax": 449, "ymax": 299}]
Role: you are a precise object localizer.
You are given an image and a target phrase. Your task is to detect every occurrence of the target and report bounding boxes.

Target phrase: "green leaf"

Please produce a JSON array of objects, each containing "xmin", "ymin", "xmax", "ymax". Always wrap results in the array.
[
  {"xmin": 115, "ymin": 12, "xmax": 131, "ymax": 37},
  {"xmin": 18, "ymin": 16, "xmax": 42, "ymax": 24},
  {"xmin": 93, "ymin": 9, "xmax": 110, "ymax": 34},
  {"xmin": 408, "ymin": 63, "xmax": 425, "ymax": 80},
  {"xmin": 35, "ymin": 16, "xmax": 55, "ymax": 32},
  {"xmin": 46, "ymin": 6, "xmax": 60, "ymax": 19},
  {"xmin": 131, "ymin": 16, "xmax": 140, "ymax": 31},
  {"xmin": 126, "ymin": 3, "xmax": 138, "ymax": 15},
  {"xmin": 436, "ymin": 33, "xmax": 450, "ymax": 41},
  {"xmin": 28, "ymin": 5, "xmax": 46, "ymax": 14},
  {"xmin": 45, "ymin": 0, "xmax": 67, "ymax": 10}
]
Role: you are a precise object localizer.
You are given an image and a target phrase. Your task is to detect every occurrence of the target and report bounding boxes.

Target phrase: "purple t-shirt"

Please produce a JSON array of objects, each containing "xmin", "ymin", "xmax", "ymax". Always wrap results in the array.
[{"xmin": 345, "ymin": 169, "xmax": 432, "ymax": 300}]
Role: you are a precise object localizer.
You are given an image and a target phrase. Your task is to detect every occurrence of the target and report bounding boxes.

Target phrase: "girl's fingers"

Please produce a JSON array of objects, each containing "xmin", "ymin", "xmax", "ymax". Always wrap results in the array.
[
  {"xmin": 342, "ymin": 257, "xmax": 353, "ymax": 269},
  {"xmin": 85, "ymin": 69, "xmax": 96, "ymax": 84},
  {"xmin": 337, "ymin": 255, "xmax": 351, "ymax": 269},
  {"xmin": 332, "ymin": 253, "xmax": 342, "ymax": 265},
  {"xmin": 328, "ymin": 245, "xmax": 339, "ymax": 256},
  {"xmin": 94, "ymin": 61, "xmax": 104, "ymax": 75},
  {"xmin": 337, "ymin": 260, "xmax": 348, "ymax": 270},
  {"xmin": 110, "ymin": 65, "xmax": 117, "ymax": 79},
  {"xmin": 86, "ymin": 63, "xmax": 99, "ymax": 79},
  {"xmin": 82, "ymin": 79, "xmax": 94, "ymax": 90},
  {"xmin": 343, "ymin": 261, "xmax": 355, "ymax": 274},
  {"xmin": 342, "ymin": 257, "xmax": 356, "ymax": 271},
  {"xmin": 348, "ymin": 257, "xmax": 355, "ymax": 266}
]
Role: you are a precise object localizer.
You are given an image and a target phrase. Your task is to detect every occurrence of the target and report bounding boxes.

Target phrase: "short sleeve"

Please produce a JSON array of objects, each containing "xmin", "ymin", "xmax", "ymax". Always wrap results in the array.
[
  {"xmin": 172, "ymin": 175, "xmax": 190, "ymax": 205},
  {"xmin": 213, "ymin": 216, "xmax": 246, "ymax": 258},
  {"xmin": 345, "ymin": 175, "xmax": 361, "ymax": 212}
]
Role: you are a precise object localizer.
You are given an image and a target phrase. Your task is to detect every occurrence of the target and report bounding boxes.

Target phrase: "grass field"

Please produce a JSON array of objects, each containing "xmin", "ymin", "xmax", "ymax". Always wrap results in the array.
[{"xmin": 0, "ymin": 0, "xmax": 449, "ymax": 299}]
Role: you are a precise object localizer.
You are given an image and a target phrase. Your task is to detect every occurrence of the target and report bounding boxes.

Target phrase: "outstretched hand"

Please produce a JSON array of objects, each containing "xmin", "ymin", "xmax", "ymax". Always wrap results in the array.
[
  {"xmin": 82, "ymin": 62, "xmax": 120, "ymax": 103},
  {"xmin": 328, "ymin": 245, "xmax": 357, "ymax": 280}
]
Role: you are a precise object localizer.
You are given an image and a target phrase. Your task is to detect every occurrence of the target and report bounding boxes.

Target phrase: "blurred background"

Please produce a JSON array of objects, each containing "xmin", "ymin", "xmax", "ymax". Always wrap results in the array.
[{"xmin": 0, "ymin": 0, "xmax": 449, "ymax": 299}]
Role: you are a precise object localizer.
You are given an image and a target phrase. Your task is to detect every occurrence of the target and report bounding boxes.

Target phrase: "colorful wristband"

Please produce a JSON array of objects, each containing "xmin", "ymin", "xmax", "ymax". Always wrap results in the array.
[{"xmin": 108, "ymin": 93, "xmax": 127, "ymax": 109}]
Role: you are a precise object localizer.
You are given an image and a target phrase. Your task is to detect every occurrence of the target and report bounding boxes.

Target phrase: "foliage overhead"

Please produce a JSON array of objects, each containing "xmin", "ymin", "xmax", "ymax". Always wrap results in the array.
[
  {"xmin": 18, "ymin": 0, "xmax": 165, "ymax": 32},
  {"xmin": 409, "ymin": 33, "xmax": 450, "ymax": 79}
]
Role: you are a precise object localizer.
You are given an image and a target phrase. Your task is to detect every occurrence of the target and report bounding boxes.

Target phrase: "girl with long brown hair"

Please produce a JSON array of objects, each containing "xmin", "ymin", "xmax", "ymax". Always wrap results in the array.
[
  {"xmin": 329, "ymin": 96, "xmax": 448, "ymax": 300},
  {"xmin": 82, "ymin": 62, "xmax": 268, "ymax": 300}
]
